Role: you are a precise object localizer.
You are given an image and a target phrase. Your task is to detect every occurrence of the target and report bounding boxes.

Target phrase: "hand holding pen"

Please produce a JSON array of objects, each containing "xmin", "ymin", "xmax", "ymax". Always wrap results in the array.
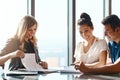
[{"xmin": 70, "ymin": 61, "xmax": 81, "ymax": 66}]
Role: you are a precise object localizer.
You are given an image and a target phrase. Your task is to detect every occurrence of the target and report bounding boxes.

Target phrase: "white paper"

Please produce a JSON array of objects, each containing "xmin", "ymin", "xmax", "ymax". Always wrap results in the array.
[
  {"xmin": 59, "ymin": 66, "xmax": 80, "ymax": 73},
  {"xmin": 21, "ymin": 53, "xmax": 43, "ymax": 71},
  {"xmin": 49, "ymin": 66, "xmax": 80, "ymax": 73}
]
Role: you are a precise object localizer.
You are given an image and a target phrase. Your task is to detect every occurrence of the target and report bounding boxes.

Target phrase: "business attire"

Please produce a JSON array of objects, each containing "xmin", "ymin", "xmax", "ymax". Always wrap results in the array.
[{"xmin": 0, "ymin": 37, "xmax": 41, "ymax": 70}]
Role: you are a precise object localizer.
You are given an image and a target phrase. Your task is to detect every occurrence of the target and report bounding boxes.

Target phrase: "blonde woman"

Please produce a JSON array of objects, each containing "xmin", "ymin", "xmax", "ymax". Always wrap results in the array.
[{"xmin": 0, "ymin": 15, "xmax": 48, "ymax": 70}]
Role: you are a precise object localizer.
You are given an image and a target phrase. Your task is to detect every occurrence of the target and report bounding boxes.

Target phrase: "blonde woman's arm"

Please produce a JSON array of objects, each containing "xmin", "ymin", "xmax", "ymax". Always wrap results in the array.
[{"xmin": 0, "ymin": 50, "xmax": 24, "ymax": 65}]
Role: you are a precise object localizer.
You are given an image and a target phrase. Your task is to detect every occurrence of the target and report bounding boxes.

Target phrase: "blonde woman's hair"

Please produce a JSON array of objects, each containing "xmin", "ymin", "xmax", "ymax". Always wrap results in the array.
[{"xmin": 14, "ymin": 15, "xmax": 38, "ymax": 51}]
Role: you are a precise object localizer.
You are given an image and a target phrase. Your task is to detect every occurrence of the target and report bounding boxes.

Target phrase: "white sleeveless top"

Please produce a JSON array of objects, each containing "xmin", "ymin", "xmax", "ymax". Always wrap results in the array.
[{"xmin": 74, "ymin": 38, "xmax": 108, "ymax": 64}]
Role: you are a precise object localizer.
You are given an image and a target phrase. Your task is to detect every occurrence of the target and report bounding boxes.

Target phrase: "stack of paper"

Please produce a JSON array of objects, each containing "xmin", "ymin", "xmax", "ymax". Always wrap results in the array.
[
  {"xmin": 21, "ymin": 53, "xmax": 43, "ymax": 71},
  {"xmin": 21, "ymin": 53, "xmax": 57, "ymax": 73}
]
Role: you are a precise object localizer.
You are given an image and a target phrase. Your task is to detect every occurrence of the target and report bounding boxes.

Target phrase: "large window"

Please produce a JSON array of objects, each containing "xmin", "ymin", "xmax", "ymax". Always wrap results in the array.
[
  {"xmin": 112, "ymin": 0, "xmax": 120, "ymax": 17},
  {"xmin": 0, "ymin": 0, "xmax": 119, "ymax": 72},
  {"xmin": 0, "ymin": 0, "xmax": 27, "ymax": 74},
  {"xmin": 75, "ymin": 0, "xmax": 104, "ymax": 45},
  {"xmin": 35, "ymin": 0, "xmax": 68, "ymax": 67},
  {"xmin": 0, "ymin": 0, "xmax": 27, "ymax": 50}
]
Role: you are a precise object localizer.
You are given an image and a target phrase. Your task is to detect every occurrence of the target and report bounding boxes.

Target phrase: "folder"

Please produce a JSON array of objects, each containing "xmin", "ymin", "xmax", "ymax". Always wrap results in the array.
[
  {"xmin": 5, "ymin": 70, "xmax": 38, "ymax": 76},
  {"xmin": 5, "ymin": 69, "xmax": 57, "ymax": 76}
]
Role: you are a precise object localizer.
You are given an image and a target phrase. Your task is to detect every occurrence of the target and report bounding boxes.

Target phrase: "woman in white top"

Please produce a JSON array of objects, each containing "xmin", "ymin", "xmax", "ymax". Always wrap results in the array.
[{"xmin": 74, "ymin": 13, "xmax": 108, "ymax": 68}]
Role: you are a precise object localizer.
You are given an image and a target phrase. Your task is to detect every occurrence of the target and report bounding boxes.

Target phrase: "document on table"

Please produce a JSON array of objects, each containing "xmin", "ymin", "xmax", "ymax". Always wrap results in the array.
[
  {"xmin": 21, "ymin": 53, "xmax": 43, "ymax": 71},
  {"xmin": 49, "ymin": 66, "xmax": 80, "ymax": 74},
  {"xmin": 21, "ymin": 53, "xmax": 57, "ymax": 73},
  {"xmin": 58, "ymin": 66, "xmax": 80, "ymax": 73}
]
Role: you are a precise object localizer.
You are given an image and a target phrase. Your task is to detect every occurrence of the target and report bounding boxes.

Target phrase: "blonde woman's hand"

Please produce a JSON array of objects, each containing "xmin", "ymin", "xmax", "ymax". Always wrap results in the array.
[
  {"xmin": 39, "ymin": 61, "xmax": 48, "ymax": 69},
  {"xmin": 10, "ymin": 50, "xmax": 25, "ymax": 58}
]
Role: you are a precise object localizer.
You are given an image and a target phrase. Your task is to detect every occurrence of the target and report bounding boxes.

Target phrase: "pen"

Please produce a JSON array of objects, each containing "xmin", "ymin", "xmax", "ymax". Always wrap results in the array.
[
  {"xmin": 70, "ymin": 62, "xmax": 80, "ymax": 65},
  {"xmin": 70, "ymin": 63, "xmax": 76, "ymax": 65}
]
